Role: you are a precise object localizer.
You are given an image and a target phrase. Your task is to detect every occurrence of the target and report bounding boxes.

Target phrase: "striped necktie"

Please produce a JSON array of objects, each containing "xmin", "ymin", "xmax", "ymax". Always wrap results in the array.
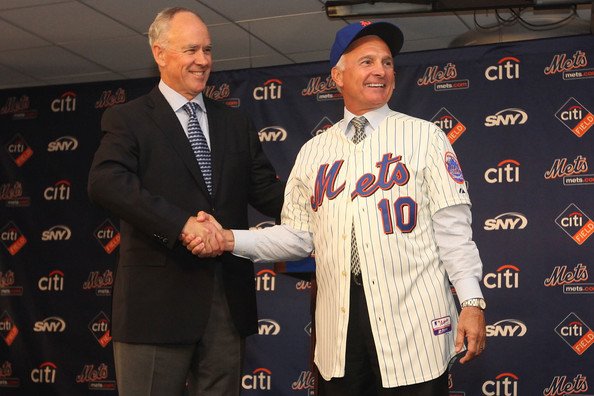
[
  {"xmin": 350, "ymin": 116, "xmax": 367, "ymax": 280},
  {"xmin": 183, "ymin": 102, "xmax": 212, "ymax": 194}
]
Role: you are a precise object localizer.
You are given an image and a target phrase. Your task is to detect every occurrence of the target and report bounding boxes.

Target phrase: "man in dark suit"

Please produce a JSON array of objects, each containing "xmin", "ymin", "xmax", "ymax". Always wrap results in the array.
[{"xmin": 87, "ymin": 7, "xmax": 284, "ymax": 396}]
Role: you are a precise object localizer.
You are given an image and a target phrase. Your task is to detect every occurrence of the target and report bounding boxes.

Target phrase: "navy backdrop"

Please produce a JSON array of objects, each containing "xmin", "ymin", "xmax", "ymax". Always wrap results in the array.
[{"xmin": 1, "ymin": 34, "xmax": 593, "ymax": 395}]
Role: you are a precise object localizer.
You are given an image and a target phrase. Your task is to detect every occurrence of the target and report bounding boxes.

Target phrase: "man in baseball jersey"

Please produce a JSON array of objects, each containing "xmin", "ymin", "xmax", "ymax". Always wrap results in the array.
[{"xmin": 183, "ymin": 21, "xmax": 486, "ymax": 396}]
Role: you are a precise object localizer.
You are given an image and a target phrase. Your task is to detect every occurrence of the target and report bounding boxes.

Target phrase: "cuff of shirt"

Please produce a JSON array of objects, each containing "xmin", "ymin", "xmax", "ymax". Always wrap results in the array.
[
  {"xmin": 231, "ymin": 229, "xmax": 256, "ymax": 260},
  {"xmin": 452, "ymin": 277, "xmax": 484, "ymax": 304}
]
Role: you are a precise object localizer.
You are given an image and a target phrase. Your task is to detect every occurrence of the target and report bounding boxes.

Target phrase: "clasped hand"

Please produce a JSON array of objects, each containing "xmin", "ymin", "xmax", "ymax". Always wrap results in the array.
[{"xmin": 179, "ymin": 211, "xmax": 226, "ymax": 257}]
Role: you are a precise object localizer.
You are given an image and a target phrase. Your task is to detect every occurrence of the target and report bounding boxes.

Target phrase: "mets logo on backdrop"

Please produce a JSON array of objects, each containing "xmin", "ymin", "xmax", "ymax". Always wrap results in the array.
[
  {"xmin": 430, "ymin": 108, "xmax": 467, "ymax": 144},
  {"xmin": 544, "ymin": 50, "xmax": 594, "ymax": 81},
  {"xmin": 94, "ymin": 220, "xmax": 120, "ymax": 254},
  {"xmin": 204, "ymin": 83, "xmax": 240, "ymax": 108},
  {"xmin": 76, "ymin": 363, "xmax": 116, "ymax": 390},
  {"xmin": 544, "ymin": 155, "xmax": 592, "ymax": 186},
  {"xmin": 555, "ymin": 203, "xmax": 594, "ymax": 245},
  {"xmin": 544, "ymin": 263, "xmax": 593, "ymax": 295},
  {"xmin": 417, "ymin": 62, "xmax": 469, "ymax": 91},
  {"xmin": 543, "ymin": 374, "xmax": 589, "ymax": 395},
  {"xmin": 555, "ymin": 97, "xmax": 594, "ymax": 137},
  {"xmin": 555, "ymin": 312, "xmax": 594, "ymax": 355},
  {"xmin": 301, "ymin": 75, "xmax": 342, "ymax": 101},
  {"xmin": 0, "ymin": 361, "xmax": 21, "ymax": 388},
  {"xmin": 0, "ymin": 270, "xmax": 23, "ymax": 297}
]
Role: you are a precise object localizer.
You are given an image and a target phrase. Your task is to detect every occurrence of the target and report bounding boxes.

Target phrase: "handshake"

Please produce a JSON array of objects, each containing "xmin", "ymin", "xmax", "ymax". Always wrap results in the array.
[{"xmin": 179, "ymin": 211, "xmax": 233, "ymax": 257}]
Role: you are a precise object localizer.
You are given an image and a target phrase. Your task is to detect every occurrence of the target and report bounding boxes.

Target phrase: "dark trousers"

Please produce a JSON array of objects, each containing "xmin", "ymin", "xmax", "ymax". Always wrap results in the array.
[
  {"xmin": 113, "ymin": 267, "xmax": 243, "ymax": 396},
  {"xmin": 318, "ymin": 279, "xmax": 449, "ymax": 396}
]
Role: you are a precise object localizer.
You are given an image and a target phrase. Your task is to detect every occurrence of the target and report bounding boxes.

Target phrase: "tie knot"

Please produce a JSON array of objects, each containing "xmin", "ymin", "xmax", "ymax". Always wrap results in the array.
[
  {"xmin": 351, "ymin": 116, "xmax": 367, "ymax": 144},
  {"xmin": 183, "ymin": 102, "xmax": 200, "ymax": 117}
]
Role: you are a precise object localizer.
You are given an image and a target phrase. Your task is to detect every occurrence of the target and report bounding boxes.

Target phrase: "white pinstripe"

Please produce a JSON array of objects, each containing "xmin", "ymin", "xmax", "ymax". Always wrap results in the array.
[{"xmin": 282, "ymin": 111, "xmax": 470, "ymax": 387}]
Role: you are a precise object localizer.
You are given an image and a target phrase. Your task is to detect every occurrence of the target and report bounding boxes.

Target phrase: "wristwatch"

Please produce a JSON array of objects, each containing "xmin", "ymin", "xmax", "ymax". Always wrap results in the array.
[{"xmin": 460, "ymin": 298, "xmax": 486, "ymax": 310}]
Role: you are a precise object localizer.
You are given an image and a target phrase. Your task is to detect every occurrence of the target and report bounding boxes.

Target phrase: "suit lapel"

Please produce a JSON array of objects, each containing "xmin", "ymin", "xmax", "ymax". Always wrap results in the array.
[{"xmin": 146, "ymin": 87, "xmax": 211, "ymax": 197}]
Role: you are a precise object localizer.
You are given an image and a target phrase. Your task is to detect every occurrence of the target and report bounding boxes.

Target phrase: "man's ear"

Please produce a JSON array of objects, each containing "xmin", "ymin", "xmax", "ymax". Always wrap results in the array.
[
  {"xmin": 331, "ymin": 66, "xmax": 343, "ymax": 90},
  {"xmin": 152, "ymin": 44, "xmax": 166, "ymax": 68}
]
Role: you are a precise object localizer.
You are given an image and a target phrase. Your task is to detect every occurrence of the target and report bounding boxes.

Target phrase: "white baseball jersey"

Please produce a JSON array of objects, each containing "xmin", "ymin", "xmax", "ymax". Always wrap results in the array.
[{"xmin": 282, "ymin": 109, "xmax": 471, "ymax": 387}]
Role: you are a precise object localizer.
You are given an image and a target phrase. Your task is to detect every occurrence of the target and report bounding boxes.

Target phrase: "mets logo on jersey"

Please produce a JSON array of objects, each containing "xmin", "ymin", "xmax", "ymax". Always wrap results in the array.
[{"xmin": 444, "ymin": 152, "xmax": 465, "ymax": 184}]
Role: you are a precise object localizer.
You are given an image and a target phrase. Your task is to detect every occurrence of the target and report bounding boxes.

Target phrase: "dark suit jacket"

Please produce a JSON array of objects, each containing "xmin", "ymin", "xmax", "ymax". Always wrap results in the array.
[{"xmin": 88, "ymin": 86, "xmax": 285, "ymax": 343}]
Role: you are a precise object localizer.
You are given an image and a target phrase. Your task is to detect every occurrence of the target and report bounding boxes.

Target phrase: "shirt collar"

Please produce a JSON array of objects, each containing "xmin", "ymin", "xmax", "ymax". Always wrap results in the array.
[
  {"xmin": 158, "ymin": 80, "xmax": 207, "ymax": 114},
  {"xmin": 341, "ymin": 104, "xmax": 391, "ymax": 135}
]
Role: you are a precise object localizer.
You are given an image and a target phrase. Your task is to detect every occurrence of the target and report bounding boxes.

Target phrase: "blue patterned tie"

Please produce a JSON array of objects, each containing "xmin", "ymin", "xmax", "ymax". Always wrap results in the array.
[
  {"xmin": 183, "ymin": 102, "xmax": 212, "ymax": 194},
  {"xmin": 350, "ymin": 116, "xmax": 367, "ymax": 280}
]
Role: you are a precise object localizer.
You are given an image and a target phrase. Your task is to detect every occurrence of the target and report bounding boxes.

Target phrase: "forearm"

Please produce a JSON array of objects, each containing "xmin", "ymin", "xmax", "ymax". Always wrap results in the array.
[
  {"xmin": 433, "ymin": 204, "xmax": 484, "ymax": 303},
  {"xmin": 231, "ymin": 225, "xmax": 313, "ymax": 264}
]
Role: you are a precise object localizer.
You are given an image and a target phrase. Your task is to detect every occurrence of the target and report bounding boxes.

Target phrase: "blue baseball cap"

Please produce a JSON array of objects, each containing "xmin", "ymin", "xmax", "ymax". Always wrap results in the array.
[{"xmin": 330, "ymin": 21, "xmax": 404, "ymax": 67}]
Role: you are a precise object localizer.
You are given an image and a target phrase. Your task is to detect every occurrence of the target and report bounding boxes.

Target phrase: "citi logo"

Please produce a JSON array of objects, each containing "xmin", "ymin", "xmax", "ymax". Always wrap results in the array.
[
  {"xmin": 38, "ymin": 270, "xmax": 65, "ymax": 291},
  {"xmin": 33, "ymin": 316, "xmax": 66, "ymax": 333},
  {"xmin": 484, "ymin": 212, "xmax": 528, "ymax": 231},
  {"xmin": 41, "ymin": 225, "xmax": 72, "ymax": 241},
  {"xmin": 486, "ymin": 319, "xmax": 527, "ymax": 337},
  {"xmin": 258, "ymin": 319, "xmax": 281, "ymax": 335},
  {"xmin": 484, "ymin": 108, "xmax": 528, "ymax": 127},
  {"xmin": 30, "ymin": 362, "xmax": 57, "ymax": 383},
  {"xmin": 482, "ymin": 372, "xmax": 519, "ymax": 396},
  {"xmin": 311, "ymin": 116, "xmax": 334, "ymax": 136},
  {"xmin": 47, "ymin": 136, "xmax": 78, "ymax": 152},
  {"xmin": 485, "ymin": 57, "xmax": 520, "ymax": 81},
  {"xmin": 559, "ymin": 320, "xmax": 586, "ymax": 337},
  {"xmin": 0, "ymin": 227, "xmax": 19, "ymax": 242},
  {"xmin": 5, "ymin": 137, "xmax": 27, "ymax": 154},
  {"xmin": 255, "ymin": 269, "xmax": 276, "ymax": 291},
  {"xmin": 484, "ymin": 160, "xmax": 520, "ymax": 183},
  {"xmin": 51, "ymin": 91, "xmax": 76, "ymax": 112},
  {"xmin": 484, "ymin": 264, "xmax": 520, "ymax": 289},
  {"xmin": 559, "ymin": 105, "xmax": 585, "ymax": 121},
  {"xmin": 253, "ymin": 79, "xmax": 282, "ymax": 100},
  {"xmin": 43, "ymin": 179, "xmax": 71, "ymax": 201},
  {"xmin": 242, "ymin": 368, "xmax": 272, "ymax": 390},
  {"xmin": 258, "ymin": 126, "xmax": 287, "ymax": 142}
]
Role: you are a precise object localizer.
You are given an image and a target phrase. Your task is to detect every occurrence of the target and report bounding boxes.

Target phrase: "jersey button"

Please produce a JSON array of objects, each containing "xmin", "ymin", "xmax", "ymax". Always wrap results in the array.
[
  {"xmin": 341, "ymin": 307, "xmax": 346, "ymax": 313},
  {"xmin": 341, "ymin": 271, "xmax": 347, "ymax": 277}
]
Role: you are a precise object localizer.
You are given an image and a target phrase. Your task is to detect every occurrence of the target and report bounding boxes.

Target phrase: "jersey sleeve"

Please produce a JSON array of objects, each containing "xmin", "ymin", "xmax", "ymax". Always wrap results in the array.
[
  {"xmin": 425, "ymin": 126, "xmax": 471, "ymax": 216},
  {"xmin": 281, "ymin": 148, "xmax": 314, "ymax": 233}
]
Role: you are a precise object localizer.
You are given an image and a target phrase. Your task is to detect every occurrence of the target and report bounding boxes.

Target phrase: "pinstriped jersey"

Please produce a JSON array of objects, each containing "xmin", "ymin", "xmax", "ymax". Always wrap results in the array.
[{"xmin": 282, "ymin": 110, "xmax": 471, "ymax": 387}]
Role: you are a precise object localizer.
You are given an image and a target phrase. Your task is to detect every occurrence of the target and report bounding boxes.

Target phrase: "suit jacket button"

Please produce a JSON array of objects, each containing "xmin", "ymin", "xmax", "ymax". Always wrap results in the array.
[{"xmin": 162, "ymin": 237, "xmax": 169, "ymax": 244}]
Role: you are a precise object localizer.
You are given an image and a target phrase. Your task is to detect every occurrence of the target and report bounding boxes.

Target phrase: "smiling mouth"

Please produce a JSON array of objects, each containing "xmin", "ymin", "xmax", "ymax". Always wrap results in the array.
[{"xmin": 366, "ymin": 83, "xmax": 385, "ymax": 87}]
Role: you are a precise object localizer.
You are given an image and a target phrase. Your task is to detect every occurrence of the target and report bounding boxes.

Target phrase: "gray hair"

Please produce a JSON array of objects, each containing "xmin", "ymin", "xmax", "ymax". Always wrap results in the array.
[{"xmin": 148, "ymin": 7, "xmax": 203, "ymax": 47}]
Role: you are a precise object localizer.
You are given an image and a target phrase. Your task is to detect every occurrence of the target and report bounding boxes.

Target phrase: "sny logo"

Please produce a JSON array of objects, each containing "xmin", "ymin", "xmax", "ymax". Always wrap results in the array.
[
  {"xmin": 257, "ymin": 319, "xmax": 281, "ymax": 336},
  {"xmin": 484, "ymin": 108, "xmax": 528, "ymax": 127},
  {"xmin": 41, "ymin": 225, "xmax": 72, "ymax": 241},
  {"xmin": 484, "ymin": 212, "xmax": 528, "ymax": 231},
  {"xmin": 555, "ymin": 203, "xmax": 594, "ymax": 245},
  {"xmin": 47, "ymin": 136, "xmax": 79, "ymax": 152},
  {"xmin": 555, "ymin": 312, "xmax": 594, "ymax": 355},
  {"xmin": 258, "ymin": 126, "xmax": 287, "ymax": 142},
  {"xmin": 430, "ymin": 108, "xmax": 466, "ymax": 144},
  {"xmin": 486, "ymin": 319, "xmax": 527, "ymax": 337}
]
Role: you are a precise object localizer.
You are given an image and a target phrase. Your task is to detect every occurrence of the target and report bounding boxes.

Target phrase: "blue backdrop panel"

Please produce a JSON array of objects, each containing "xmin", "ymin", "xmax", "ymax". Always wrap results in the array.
[{"xmin": 1, "ymin": 34, "xmax": 593, "ymax": 395}]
